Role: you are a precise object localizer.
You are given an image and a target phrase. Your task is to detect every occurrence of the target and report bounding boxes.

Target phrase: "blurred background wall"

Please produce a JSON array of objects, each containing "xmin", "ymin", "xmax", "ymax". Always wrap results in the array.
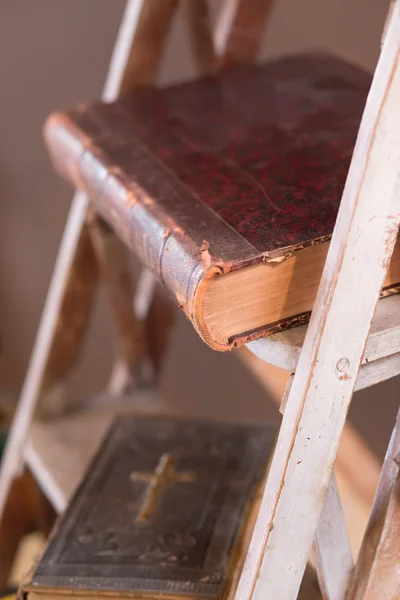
[{"xmin": 0, "ymin": 0, "xmax": 397, "ymax": 458}]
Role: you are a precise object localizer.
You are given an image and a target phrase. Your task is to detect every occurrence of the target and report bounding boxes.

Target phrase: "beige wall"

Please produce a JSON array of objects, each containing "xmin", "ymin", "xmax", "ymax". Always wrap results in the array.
[{"xmin": 0, "ymin": 0, "xmax": 397, "ymax": 457}]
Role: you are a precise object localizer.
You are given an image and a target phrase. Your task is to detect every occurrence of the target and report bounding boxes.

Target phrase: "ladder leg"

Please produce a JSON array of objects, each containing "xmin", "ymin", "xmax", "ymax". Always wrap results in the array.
[
  {"xmin": 134, "ymin": 0, "xmax": 279, "ymax": 385},
  {"xmin": 129, "ymin": 0, "xmax": 277, "ymax": 378},
  {"xmin": 88, "ymin": 215, "xmax": 151, "ymax": 393},
  {"xmin": 0, "ymin": 469, "xmax": 56, "ymax": 588},
  {"xmin": 235, "ymin": 4, "xmax": 400, "ymax": 598},
  {"xmin": 0, "ymin": 0, "xmax": 178, "ymax": 525},
  {"xmin": 0, "ymin": 475, "xmax": 32, "ymax": 588},
  {"xmin": 182, "ymin": 0, "xmax": 276, "ymax": 70},
  {"xmin": 97, "ymin": 0, "xmax": 179, "ymax": 391},
  {"xmin": 255, "ymin": 361, "xmax": 355, "ymax": 598},
  {"xmin": 181, "ymin": 0, "xmax": 217, "ymax": 75},
  {"xmin": 312, "ymin": 476, "xmax": 353, "ymax": 599},
  {"xmin": 186, "ymin": 4, "xmax": 355, "ymax": 593},
  {"xmin": 348, "ymin": 408, "xmax": 400, "ymax": 599},
  {"xmin": 214, "ymin": 0, "xmax": 275, "ymax": 64},
  {"xmin": 239, "ymin": 350, "xmax": 375, "ymax": 556},
  {"xmin": 0, "ymin": 194, "xmax": 93, "ymax": 519}
]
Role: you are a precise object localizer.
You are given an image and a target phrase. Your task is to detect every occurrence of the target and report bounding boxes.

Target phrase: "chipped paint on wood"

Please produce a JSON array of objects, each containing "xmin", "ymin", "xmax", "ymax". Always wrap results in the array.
[{"xmin": 236, "ymin": 4, "xmax": 400, "ymax": 598}]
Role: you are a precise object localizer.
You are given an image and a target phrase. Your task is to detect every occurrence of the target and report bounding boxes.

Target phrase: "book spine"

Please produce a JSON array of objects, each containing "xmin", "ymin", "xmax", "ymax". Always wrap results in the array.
[{"xmin": 44, "ymin": 113, "xmax": 219, "ymax": 346}]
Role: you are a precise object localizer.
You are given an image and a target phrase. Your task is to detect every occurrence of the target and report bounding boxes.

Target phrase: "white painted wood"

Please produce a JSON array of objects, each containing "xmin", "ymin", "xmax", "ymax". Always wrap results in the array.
[
  {"xmin": 247, "ymin": 323, "xmax": 400, "ymax": 395},
  {"xmin": 214, "ymin": 0, "xmax": 239, "ymax": 56},
  {"xmin": 312, "ymin": 477, "xmax": 353, "ymax": 600},
  {"xmin": 348, "ymin": 408, "xmax": 400, "ymax": 599},
  {"xmin": 334, "ymin": 468, "xmax": 371, "ymax": 560},
  {"xmin": 237, "ymin": 348, "xmax": 381, "ymax": 509},
  {"xmin": 236, "ymin": 4, "xmax": 400, "ymax": 599},
  {"xmin": 25, "ymin": 391, "xmax": 162, "ymax": 513},
  {"xmin": 237, "ymin": 347, "xmax": 373, "ymax": 569},
  {"xmin": 382, "ymin": 1, "xmax": 396, "ymax": 48},
  {"xmin": 0, "ymin": 192, "xmax": 89, "ymax": 517},
  {"xmin": 283, "ymin": 384, "xmax": 354, "ymax": 599},
  {"xmin": 0, "ymin": 0, "xmax": 170, "ymax": 519},
  {"xmin": 355, "ymin": 351, "xmax": 400, "ymax": 391},
  {"xmin": 103, "ymin": 0, "xmax": 148, "ymax": 101},
  {"xmin": 247, "ymin": 293, "xmax": 400, "ymax": 372}
]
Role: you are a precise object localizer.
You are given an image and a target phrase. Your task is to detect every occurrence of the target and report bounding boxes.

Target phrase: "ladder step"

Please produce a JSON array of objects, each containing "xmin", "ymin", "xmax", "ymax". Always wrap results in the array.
[
  {"xmin": 25, "ymin": 391, "xmax": 162, "ymax": 513},
  {"xmin": 247, "ymin": 294, "xmax": 400, "ymax": 388},
  {"xmin": 24, "ymin": 400, "xmax": 322, "ymax": 598}
]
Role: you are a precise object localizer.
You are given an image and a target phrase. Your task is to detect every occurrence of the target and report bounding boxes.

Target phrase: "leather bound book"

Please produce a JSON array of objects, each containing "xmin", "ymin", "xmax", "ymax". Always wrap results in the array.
[
  {"xmin": 44, "ymin": 53, "xmax": 400, "ymax": 351},
  {"xmin": 22, "ymin": 416, "xmax": 275, "ymax": 600}
]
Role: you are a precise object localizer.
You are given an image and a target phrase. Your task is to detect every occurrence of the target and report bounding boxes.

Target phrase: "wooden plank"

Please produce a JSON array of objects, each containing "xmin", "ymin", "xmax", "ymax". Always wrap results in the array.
[
  {"xmin": 0, "ymin": 474, "xmax": 37, "ymax": 588},
  {"xmin": 312, "ymin": 477, "xmax": 353, "ymax": 600},
  {"xmin": 334, "ymin": 468, "xmax": 370, "ymax": 561},
  {"xmin": 88, "ymin": 214, "xmax": 151, "ymax": 393},
  {"xmin": 0, "ymin": 470, "xmax": 56, "ymax": 588},
  {"xmin": 26, "ymin": 391, "xmax": 162, "ymax": 513},
  {"xmin": 214, "ymin": 0, "xmax": 275, "ymax": 64},
  {"xmin": 247, "ymin": 337, "xmax": 400, "ymax": 393},
  {"xmin": 382, "ymin": 0, "xmax": 396, "ymax": 47},
  {"xmin": 247, "ymin": 293, "xmax": 400, "ymax": 372},
  {"xmin": 348, "ymin": 409, "xmax": 400, "ymax": 599},
  {"xmin": 236, "ymin": 4, "xmax": 400, "ymax": 598},
  {"xmin": 37, "ymin": 215, "xmax": 99, "ymax": 417},
  {"xmin": 0, "ymin": 0, "xmax": 177, "ymax": 519},
  {"xmin": 238, "ymin": 350, "xmax": 357, "ymax": 599},
  {"xmin": 104, "ymin": 0, "xmax": 178, "ymax": 97},
  {"xmin": 238, "ymin": 348, "xmax": 380, "ymax": 508},
  {"xmin": 181, "ymin": 0, "xmax": 217, "ymax": 75},
  {"xmin": 238, "ymin": 349, "xmax": 370, "ymax": 577},
  {"xmin": 355, "ymin": 351, "xmax": 400, "ymax": 391}
]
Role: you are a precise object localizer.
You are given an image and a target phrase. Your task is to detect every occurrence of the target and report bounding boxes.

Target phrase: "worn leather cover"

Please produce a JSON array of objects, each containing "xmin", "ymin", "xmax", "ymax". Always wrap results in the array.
[
  {"xmin": 26, "ymin": 416, "xmax": 275, "ymax": 599},
  {"xmin": 44, "ymin": 53, "xmax": 371, "ymax": 350}
]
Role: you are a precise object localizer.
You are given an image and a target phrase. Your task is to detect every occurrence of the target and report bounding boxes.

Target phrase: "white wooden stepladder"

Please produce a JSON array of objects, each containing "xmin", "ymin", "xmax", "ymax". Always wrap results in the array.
[{"xmin": 1, "ymin": 0, "xmax": 400, "ymax": 598}]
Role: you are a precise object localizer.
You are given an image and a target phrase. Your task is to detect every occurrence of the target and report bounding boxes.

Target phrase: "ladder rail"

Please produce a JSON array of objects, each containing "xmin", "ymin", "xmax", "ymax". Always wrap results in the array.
[
  {"xmin": 348, "ymin": 407, "xmax": 400, "ymax": 598},
  {"xmin": 0, "ymin": 0, "xmax": 277, "ymax": 530},
  {"xmin": 0, "ymin": 0, "xmax": 178, "ymax": 519},
  {"xmin": 2, "ymin": 1, "xmax": 398, "ymax": 597},
  {"xmin": 236, "ymin": 3, "xmax": 400, "ymax": 597}
]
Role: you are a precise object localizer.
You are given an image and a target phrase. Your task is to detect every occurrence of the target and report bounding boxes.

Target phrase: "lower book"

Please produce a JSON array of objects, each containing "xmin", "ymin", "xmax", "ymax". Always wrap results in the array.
[{"xmin": 21, "ymin": 415, "xmax": 276, "ymax": 600}]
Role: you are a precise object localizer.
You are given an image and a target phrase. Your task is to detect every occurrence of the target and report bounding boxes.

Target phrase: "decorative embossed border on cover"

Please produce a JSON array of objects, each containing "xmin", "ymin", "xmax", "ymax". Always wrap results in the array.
[{"xmin": 31, "ymin": 416, "xmax": 275, "ymax": 598}]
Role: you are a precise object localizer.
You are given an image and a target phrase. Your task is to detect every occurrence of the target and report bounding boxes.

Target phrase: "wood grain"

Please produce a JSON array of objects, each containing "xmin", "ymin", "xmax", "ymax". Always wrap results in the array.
[
  {"xmin": 247, "ymin": 293, "xmax": 400, "ymax": 372},
  {"xmin": 238, "ymin": 348, "xmax": 380, "ymax": 509},
  {"xmin": 348, "ymin": 408, "xmax": 400, "ymax": 599},
  {"xmin": 181, "ymin": 0, "xmax": 217, "ymax": 75},
  {"xmin": 0, "ymin": 470, "xmax": 55, "ymax": 589},
  {"xmin": 236, "ymin": 3, "xmax": 400, "ymax": 598},
  {"xmin": 215, "ymin": 0, "xmax": 276, "ymax": 64}
]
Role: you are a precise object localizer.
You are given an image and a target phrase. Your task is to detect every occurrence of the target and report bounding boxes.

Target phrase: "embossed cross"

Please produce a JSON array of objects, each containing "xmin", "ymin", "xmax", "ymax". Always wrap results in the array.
[{"xmin": 130, "ymin": 453, "xmax": 194, "ymax": 522}]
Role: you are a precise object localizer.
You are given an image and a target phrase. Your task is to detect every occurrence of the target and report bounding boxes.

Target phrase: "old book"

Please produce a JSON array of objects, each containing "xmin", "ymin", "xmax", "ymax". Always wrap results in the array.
[
  {"xmin": 44, "ymin": 53, "xmax": 400, "ymax": 351},
  {"xmin": 22, "ymin": 416, "xmax": 275, "ymax": 600}
]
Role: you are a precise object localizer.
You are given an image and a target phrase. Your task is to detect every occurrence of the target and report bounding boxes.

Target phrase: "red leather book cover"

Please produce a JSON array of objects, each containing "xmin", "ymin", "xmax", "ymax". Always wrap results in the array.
[{"xmin": 44, "ymin": 53, "xmax": 372, "ymax": 350}]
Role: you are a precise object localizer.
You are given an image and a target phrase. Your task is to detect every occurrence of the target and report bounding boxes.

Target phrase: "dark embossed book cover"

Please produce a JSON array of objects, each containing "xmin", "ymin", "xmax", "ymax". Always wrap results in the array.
[
  {"xmin": 44, "ymin": 53, "xmax": 400, "ymax": 350},
  {"xmin": 23, "ymin": 416, "xmax": 275, "ymax": 599}
]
